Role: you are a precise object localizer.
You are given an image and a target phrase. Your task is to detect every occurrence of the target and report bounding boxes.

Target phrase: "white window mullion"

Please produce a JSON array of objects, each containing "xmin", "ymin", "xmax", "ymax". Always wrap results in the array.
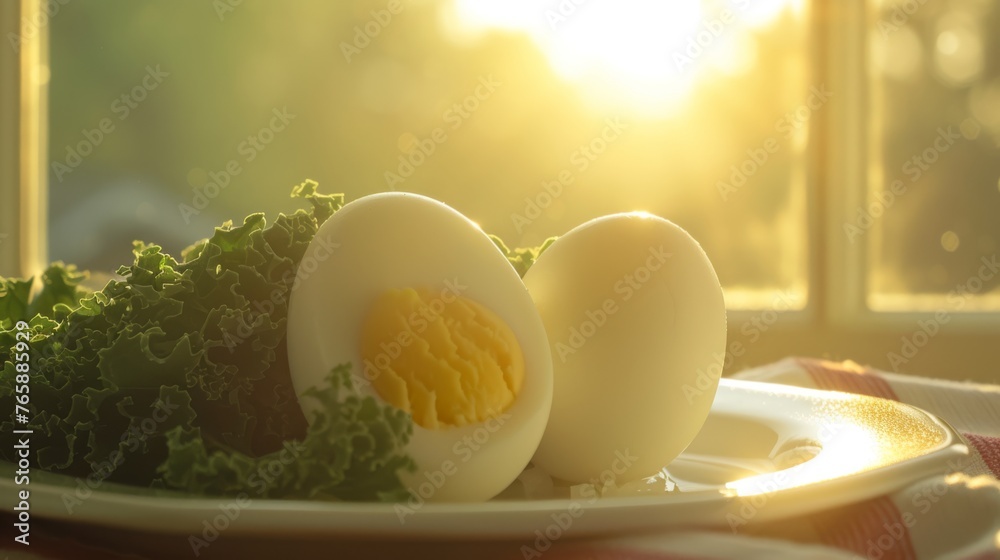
[
  {"xmin": 821, "ymin": 0, "xmax": 870, "ymax": 330},
  {"xmin": 0, "ymin": 0, "xmax": 46, "ymax": 280}
]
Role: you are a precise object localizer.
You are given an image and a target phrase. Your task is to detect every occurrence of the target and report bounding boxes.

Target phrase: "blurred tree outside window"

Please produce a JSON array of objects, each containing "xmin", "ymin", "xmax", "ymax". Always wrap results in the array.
[
  {"xmin": 46, "ymin": 0, "xmax": 809, "ymax": 310},
  {"xmin": 868, "ymin": 0, "xmax": 1000, "ymax": 310},
  {"xmin": 42, "ymin": 0, "xmax": 1000, "ymax": 313}
]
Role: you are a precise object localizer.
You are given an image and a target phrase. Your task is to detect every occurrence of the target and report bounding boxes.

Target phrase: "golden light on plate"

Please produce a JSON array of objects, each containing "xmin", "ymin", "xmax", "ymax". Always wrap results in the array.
[
  {"xmin": 726, "ymin": 424, "xmax": 882, "ymax": 497},
  {"xmin": 724, "ymin": 393, "xmax": 950, "ymax": 497}
]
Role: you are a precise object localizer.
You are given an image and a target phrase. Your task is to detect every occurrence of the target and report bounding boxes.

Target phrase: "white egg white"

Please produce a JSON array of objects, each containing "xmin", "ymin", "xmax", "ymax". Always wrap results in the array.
[
  {"xmin": 286, "ymin": 192, "xmax": 553, "ymax": 502},
  {"xmin": 523, "ymin": 212, "xmax": 726, "ymax": 484}
]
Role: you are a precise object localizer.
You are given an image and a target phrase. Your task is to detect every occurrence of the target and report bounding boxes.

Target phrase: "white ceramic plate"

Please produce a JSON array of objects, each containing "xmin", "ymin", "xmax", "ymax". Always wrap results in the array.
[{"xmin": 1, "ymin": 379, "xmax": 968, "ymax": 540}]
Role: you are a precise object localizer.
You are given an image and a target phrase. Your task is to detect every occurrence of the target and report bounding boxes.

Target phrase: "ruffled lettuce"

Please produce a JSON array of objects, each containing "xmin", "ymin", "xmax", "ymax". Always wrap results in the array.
[{"xmin": 0, "ymin": 181, "xmax": 415, "ymax": 500}]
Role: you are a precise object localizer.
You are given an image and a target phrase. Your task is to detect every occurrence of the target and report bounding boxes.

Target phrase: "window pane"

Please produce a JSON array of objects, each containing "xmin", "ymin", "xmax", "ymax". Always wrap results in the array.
[
  {"xmin": 868, "ymin": 0, "xmax": 1000, "ymax": 310},
  {"xmin": 48, "ymin": 0, "xmax": 808, "ymax": 307}
]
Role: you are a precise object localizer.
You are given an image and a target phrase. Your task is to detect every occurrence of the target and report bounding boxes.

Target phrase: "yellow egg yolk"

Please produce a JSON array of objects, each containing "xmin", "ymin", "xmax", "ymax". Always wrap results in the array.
[{"xmin": 360, "ymin": 287, "xmax": 524, "ymax": 429}]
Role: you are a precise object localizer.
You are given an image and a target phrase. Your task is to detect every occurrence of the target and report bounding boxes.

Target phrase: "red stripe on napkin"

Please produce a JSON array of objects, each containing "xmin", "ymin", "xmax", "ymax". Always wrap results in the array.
[
  {"xmin": 798, "ymin": 358, "xmax": 899, "ymax": 401},
  {"xmin": 963, "ymin": 433, "xmax": 1000, "ymax": 478},
  {"xmin": 811, "ymin": 495, "xmax": 918, "ymax": 560}
]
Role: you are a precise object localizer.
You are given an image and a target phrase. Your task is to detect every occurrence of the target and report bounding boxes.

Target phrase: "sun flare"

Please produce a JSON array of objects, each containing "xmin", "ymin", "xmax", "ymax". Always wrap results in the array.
[{"xmin": 449, "ymin": 0, "xmax": 797, "ymax": 116}]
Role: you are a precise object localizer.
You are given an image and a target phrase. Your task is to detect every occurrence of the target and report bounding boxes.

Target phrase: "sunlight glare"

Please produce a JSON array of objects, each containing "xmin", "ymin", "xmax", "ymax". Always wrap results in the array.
[
  {"xmin": 725, "ymin": 424, "xmax": 883, "ymax": 496},
  {"xmin": 452, "ymin": 0, "xmax": 708, "ymax": 115},
  {"xmin": 452, "ymin": 0, "xmax": 540, "ymax": 32},
  {"xmin": 706, "ymin": 33, "xmax": 757, "ymax": 76},
  {"xmin": 727, "ymin": 0, "xmax": 797, "ymax": 28}
]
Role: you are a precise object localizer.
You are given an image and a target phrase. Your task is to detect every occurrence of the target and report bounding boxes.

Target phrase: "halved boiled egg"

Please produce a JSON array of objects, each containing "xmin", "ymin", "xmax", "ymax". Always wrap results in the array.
[{"xmin": 286, "ymin": 192, "xmax": 553, "ymax": 502}]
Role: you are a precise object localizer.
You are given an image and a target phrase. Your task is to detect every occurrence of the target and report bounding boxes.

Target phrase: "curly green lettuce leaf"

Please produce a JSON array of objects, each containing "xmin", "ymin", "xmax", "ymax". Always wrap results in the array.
[
  {"xmin": 490, "ymin": 234, "xmax": 556, "ymax": 278},
  {"xmin": 0, "ymin": 180, "xmax": 547, "ymax": 502},
  {"xmin": 158, "ymin": 364, "xmax": 415, "ymax": 501},
  {"xmin": 0, "ymin": 181, "xmax": 345, "ymax": 489}
]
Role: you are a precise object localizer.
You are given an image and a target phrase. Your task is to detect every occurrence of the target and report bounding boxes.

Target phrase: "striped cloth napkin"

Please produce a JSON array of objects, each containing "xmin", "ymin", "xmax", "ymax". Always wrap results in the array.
[{"xmin": 546, "ymin": 357, "xmax": 1000, "ymax": 560}]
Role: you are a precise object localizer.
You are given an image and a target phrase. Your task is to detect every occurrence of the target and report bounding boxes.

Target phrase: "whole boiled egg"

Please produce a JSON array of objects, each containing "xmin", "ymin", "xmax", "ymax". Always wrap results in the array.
[
  {"xmin": 286, "ymin": 192, "xmax": 553, "ymax": 502},
  {"xmin": 523, "ymin": 212, "xmax": 726, "ymax": 485}
]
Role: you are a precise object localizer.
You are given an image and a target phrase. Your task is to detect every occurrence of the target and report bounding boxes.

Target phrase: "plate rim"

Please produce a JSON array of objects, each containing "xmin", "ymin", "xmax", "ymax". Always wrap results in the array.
[{"xmin": 1, "ymin": 378, "xmax": 970, "ymax": 539}]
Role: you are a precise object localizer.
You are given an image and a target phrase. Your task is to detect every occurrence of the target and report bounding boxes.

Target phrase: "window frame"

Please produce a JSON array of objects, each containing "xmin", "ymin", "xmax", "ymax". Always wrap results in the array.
[
  {"xmin": 822, "ymin": 0, "xmax": 1000, "ymax": 334},
  {"xmin": 1, "ymin": 0, "xmax": 46, "ymax": 280}
]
